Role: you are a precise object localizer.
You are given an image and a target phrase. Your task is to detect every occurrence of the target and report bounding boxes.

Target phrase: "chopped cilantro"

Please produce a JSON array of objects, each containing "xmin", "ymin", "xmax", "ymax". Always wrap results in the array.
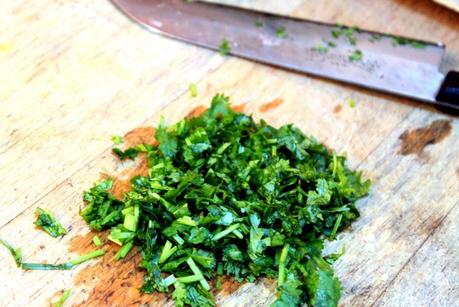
[
  {"xmin": 219, "ymin": 39, "xmax": 231, "ymax": 55},
  {"xmin": 112, "ymin": 135, "xmax": 124, "ymax": 145},
  {"xmin": 80, "ymin": 94, "xmax": 371, "ymax": 306},
  {"xmin": 349, "ymin": 50, "xmax": 363, "ymax": 62},
  {"xmin": 188, "ymin": 83, "xmax": 198, "ymax": 98},
  {"xmin": 34, "ymin": 208, "xmax": 67, "ymax": 238},
  {"xmin": 255, "ymin": 19, "xmax": 263, "ymax": 27},
  {"xmin": 276, "ymin": 26, "xmax": 287, "ymax": 39}
]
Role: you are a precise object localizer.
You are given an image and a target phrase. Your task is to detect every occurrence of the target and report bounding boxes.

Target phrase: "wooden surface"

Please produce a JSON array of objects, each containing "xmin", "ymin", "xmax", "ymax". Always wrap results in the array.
[{"xmin": 0, "ymin": 0, "xmax": 458, "ymax": 306}]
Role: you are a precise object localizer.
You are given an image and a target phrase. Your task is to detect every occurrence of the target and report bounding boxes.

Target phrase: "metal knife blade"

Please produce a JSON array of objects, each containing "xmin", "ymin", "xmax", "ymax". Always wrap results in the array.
[{"xmin": 111, "ymin": 0, "xmax": 459, "ymax": 112}]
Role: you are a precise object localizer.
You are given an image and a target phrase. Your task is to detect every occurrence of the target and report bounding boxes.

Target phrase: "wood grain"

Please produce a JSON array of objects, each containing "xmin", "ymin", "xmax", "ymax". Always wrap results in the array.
[{"xmin": 0, "ymin": 0, "xmax": 458, "ymax": 306}]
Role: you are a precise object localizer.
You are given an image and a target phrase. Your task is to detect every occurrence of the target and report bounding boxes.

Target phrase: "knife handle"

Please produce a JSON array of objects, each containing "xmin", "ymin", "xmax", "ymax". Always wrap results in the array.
[{"xmin": 436, "ymin": 71, "xmax": 459, "ymax": 115}]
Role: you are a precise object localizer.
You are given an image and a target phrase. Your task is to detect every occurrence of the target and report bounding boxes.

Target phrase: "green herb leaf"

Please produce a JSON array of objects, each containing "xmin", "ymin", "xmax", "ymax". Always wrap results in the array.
[
  {"xmin": 34, "ymin": 208, "xmax": 67, "ymax": 238},
  {"xmin": 112, "ymin": 147, "xmax": 140, "ymax": 160}
]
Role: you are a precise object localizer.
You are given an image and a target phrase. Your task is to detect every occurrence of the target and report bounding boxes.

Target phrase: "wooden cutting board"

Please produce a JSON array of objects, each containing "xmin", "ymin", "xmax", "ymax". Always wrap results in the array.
[{"xmin": 0, "ymin": 0, "xmax": 458, "ymax": 306}]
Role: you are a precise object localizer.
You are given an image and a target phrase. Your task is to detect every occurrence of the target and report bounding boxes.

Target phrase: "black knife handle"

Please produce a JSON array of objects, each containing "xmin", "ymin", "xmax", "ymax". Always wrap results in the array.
[{"xmin": 436, "ymin": 71, "xmax": 459, "ymax": 115}]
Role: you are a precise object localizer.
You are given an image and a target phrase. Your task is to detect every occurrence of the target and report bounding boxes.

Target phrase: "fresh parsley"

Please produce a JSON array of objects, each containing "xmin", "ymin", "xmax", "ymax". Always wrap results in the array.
[{"xmin": 81, "ymin": 94, "xmax": 371, "ymax": 306}]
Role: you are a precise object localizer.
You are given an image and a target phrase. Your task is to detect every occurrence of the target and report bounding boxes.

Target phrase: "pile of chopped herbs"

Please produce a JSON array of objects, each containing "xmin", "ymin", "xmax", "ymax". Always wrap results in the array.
[{"xmin": 81, "ymin": 94, "xmax": 370, "ymax": 307}]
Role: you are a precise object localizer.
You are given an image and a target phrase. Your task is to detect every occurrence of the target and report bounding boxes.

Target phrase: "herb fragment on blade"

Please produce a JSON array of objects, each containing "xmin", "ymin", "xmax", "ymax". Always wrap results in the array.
[
  {"xmin": 349, "ymin": 50, "xmax": 363, "ymax": 62},
  {"xmin": 392, "ymin": 36, "xmax": 427, "ymax": 49},
  {"xmin": 276, "ymin": 26, "xmax": 287, "ymax": 39},
  {"xmin": 219, "ymin": 39, "xmax": 231, "ymax": 55}
]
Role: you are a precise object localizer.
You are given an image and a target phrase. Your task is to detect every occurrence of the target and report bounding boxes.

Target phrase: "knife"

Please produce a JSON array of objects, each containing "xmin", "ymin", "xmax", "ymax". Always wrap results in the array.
[{"xmin": 112, "ymin": 0, "xmax": 459, "ymax": 114}]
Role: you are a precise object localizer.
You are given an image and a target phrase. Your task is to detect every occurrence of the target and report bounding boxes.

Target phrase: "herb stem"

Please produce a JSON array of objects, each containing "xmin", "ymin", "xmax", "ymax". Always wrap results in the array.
[
  {"xmin": 330, "ymin": 214, "xmax": 343, "ymax": 240},
  {"xmin": 70, "ymin": 249, "xmax": 106, "ymax": 266},
  {"xmin": 159, "ymin": 241, "xmax": 177, "ymax": 264},
  {"xmin": 21, "ymin": 262, "xmax": 74, "ymax": 270},
  {"xmin": 278, "ymin": 244, "xmax": 289, "ymax": 286},
  {"xmin": 54, "ymin": 289, "xmax": 71, "ymax": 307},
  {"xmin": 212, "ymin": 223, "xmax": 240, "ymax": 241}
]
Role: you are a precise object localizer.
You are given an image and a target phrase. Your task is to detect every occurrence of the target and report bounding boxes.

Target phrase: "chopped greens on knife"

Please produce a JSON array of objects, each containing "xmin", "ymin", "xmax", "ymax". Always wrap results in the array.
[
  {"xmin": 80, "ymin": 94, "xmax": 371, "ymax": 307},
  {"xmin": 34, "ymin": 207, "xmax": 68, "ymax": 238},
  {"xmin": 275, "ymin": 26, "xmax": 288, "ymax": 39},
  {"xmin": 219, "ymin": 39, "xmax": 231, "ymax": 55}
]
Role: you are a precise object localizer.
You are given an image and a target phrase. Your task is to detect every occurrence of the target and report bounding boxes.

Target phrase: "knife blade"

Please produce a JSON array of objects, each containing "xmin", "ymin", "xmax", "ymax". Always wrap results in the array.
[{"xmin": 112, "ymin": 0, "xmax": 459, "ymax": 113}]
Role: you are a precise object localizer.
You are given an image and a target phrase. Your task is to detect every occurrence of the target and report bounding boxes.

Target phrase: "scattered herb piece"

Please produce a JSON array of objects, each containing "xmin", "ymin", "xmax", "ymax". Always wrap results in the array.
[
  {"xmin": 189, "ymin": 83, "xmax": 198, "ymax": 98},
  {"xmin": 219, "ymin": 39, "xmax": 231, "ymax": 55},
  {"xmin": 54, "ymin": 289, "xmax": 71, "ymax": 307},
  {"xmin": 112, "ymin": 147, "xmax": 140, "ymax": 160},
  {"xmin": 275, "ymin": 26, "xmax": 287, "ymax": 39},
  {"xmin": 34, "ymin": 208, "xmax": 67, "ymax": 238},
  {"xmin": 92, "ymin": 235, "xmax": 103, "ymax": 247},
  {"xmin": 1, "ymin": 238, "xmax": 105, "ymax": 271},
  {"xmin": 349, "ymin": 50, "xmax": 363, "ymax": 62},
  {"xmin": 112, "ymin": 135, "xmax": 124, "ymax": 145},
  {"xmin": 80, "ymin": 94, "xmax": 371, "ymax": 306},
  {"xmin": 255, "ymin": 19, "xmax": 263, "ymax": 27},
  {"xmin": 348, "ymin": 99, "xmax": 357, "ymax": 108}
]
